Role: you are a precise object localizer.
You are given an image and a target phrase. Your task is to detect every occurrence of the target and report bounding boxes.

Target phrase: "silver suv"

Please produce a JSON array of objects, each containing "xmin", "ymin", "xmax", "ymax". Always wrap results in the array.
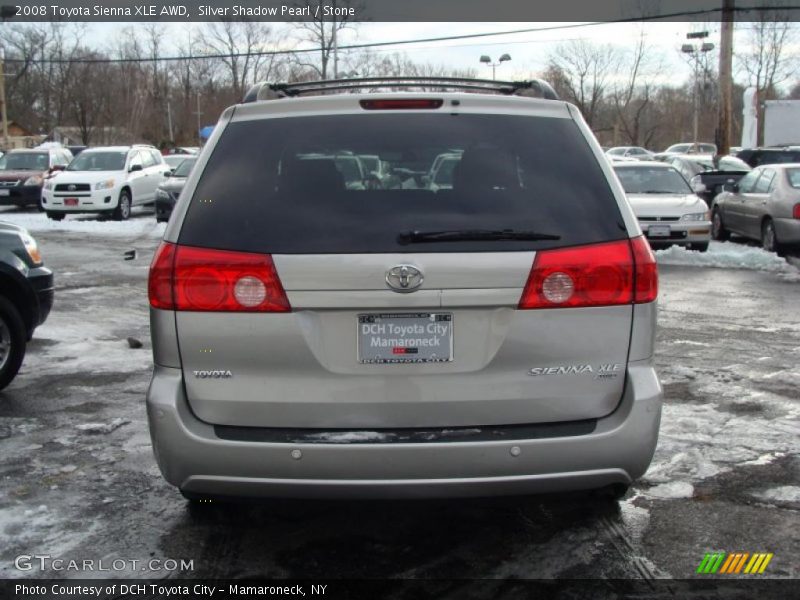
[{"xmin": 147, "ymin": 78, "xmax": 662, "ymax": 501}]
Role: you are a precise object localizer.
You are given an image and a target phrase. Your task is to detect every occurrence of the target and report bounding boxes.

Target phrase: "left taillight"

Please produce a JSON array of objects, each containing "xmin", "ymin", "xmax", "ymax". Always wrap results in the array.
[
  {"xmin": 518, "ymin": 236, "xmax": 657, "ymax": 310},
  {"xmin": 793, "ymin": 203, "xmax": 800, "ymax": 219},
  {"xmin": 148, "ymin": 242, "xmax": 291, "ymax": 312}
]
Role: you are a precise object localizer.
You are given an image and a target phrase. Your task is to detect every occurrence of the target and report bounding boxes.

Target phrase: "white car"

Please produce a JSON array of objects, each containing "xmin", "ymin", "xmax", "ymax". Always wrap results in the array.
[
  {"xmin": 606, "ymin": 146, "xmax": 654, "ymax": 159},
  {"xmin": 613, "ymin": 161, "xmax": 711, "ymax": 252},
  {"xmin": 42, "ymin": 145, "xmax": 169, "ymax": 221}
]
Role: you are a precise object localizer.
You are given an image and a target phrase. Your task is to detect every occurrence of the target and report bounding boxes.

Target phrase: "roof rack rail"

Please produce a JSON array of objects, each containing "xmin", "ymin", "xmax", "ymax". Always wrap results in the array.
[{"xmin": 242, "ymin": 77, "xmax": 559, "ymax": 103}]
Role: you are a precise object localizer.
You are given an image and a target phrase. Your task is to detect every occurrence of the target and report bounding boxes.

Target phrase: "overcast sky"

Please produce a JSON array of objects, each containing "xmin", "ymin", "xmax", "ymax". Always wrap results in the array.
[{"xmin": 78, "ymin": 20, "xmax": 772, "ymax": 87}]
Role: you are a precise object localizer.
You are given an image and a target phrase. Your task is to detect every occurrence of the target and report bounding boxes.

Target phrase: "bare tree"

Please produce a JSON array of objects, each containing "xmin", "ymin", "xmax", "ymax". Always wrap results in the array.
[
  {"xmin": 547, "ymin": 39, "xmax": 619, "ymax": 129},
  {"xmin": 290, "ymin": 0, "xmax": 358, "ymax": 80}
]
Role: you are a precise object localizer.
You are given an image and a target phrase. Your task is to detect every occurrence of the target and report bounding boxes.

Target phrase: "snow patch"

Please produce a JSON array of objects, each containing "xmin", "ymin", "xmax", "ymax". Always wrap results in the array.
[
  {"xmin": 655, "ymin": 241, "xmax": 800, "ymax": 280},
  {"xmin": 645, "ymin": 482, "xmax": 694, "ymax": 499},
  {"xmin": 76, "ymin": 418, "xmax": 130, "ymax": 435},
  {"xmin": 0, "ymin": 211, "xmax": 165, "ymax": 239},
  {"xmin": 753, "ymin": 486, "xmax": 800, "ymax": 506}
]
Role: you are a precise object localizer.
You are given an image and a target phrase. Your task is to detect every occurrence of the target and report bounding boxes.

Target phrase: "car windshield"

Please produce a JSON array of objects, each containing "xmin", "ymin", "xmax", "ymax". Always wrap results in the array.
[
  {"xmin": 67, "ymin": 151, "xmax": 126, "ymax": 171},
  {"xmin": 0, "ymin": 152, "xmax": 48, "ymax": 171},
  {"xmin": 615, "ymin": 166, "xmax": 692, "ymax": 194},
  {"xmin": 666, "ymin": 144, "xmax": 690, "ymax": 153},
  {"xmin": 164, "ymin": 155, "xmax": 190, "ymax": 169},
  {"xmin": 172, "ymin": 157, "xmax": 197, "ymax": 177},
  {"xmin": 689, "ymin": 157, "xmax": 751, "ymax": 173}
]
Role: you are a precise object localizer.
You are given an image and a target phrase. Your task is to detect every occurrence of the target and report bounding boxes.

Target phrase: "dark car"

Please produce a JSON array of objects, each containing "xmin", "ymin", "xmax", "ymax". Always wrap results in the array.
[
  {"xmin": 155, "ymin": 156, "xmax": 196, "ymax": 223},
  {"xmin": 0, "ymin": 221, "xmax": 54, "ymax": 390},
  {"xmin": 667, "ymin": 155, "xmax": 751, "ymax": 206},
  {"xmin": 736, "ymin": 147, "xmax": 800, "ymax": 168},
  {"xmin": 0, "ymin": 148, "xmax": 72, "ymax": 208}
]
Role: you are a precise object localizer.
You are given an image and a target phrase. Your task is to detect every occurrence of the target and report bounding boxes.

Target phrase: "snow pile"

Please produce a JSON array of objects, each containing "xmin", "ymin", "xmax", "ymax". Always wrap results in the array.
[
  {"xmin": 0, "ymin": 211, "xmax": 165, "ymax": 239},
  {"xmin": 655, "ymin": 241, "xmax": 800, "ymax": 280}
]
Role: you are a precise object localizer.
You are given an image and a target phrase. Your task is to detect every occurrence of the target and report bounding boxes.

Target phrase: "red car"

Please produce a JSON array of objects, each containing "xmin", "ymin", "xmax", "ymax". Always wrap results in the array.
[{"xmin": 0, "ymin": 148, "xmax": 72, "ymax": 208}]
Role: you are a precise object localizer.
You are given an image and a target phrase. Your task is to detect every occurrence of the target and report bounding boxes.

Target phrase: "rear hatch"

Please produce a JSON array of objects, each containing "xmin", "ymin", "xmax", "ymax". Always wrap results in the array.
[{"xmin": 165, "ymin": 97, "xmax": 643, "ymax": 429}]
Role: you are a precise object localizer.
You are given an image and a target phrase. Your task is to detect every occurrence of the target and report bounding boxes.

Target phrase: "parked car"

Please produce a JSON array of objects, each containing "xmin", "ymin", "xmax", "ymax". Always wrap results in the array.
[
  {"xmin": 605, "ymin": 146, "xmax": 654, "ymax": 159},
  {"xmin": 0, "ymin": 221, "xmax": 54, "ymax": 390},
  {"xmin": 155, "ymin": 156, "xmax": 196, "ymax": 223},
  {"xmin": 41, "ymin": 145, "xmax": 169, "ymax": 221},
  {"xmin": 711, "ymin": 163, "xmax": 800, "ymax": 255},
  {"xmin": 735, "ymin": 147, "xmax": 800, "ymax": 168},
  {"xmin": 663, "ymin": 142, "xmax": 717, "ymax": 155},
  {"xmin": 666, "ymin": 154, "xmax": 751, "ymax": 206},
  {"xmin": 147, "ymin": 77, "xmax": 661, "ymax": 502},
  {"xmin": 163, "ymin": 154, "xmax": 195, "ymax": 172},
  {"xmin": 614, "ymin": 161, "xmax": 711, "ymax": 251},
  {"xmin": 0, "ymin": 148, "xmax": 71, "ymax": 208}
]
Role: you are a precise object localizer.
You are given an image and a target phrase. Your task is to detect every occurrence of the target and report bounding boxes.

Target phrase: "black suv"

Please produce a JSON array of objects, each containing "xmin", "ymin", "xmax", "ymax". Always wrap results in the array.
[
  {"xmin": 0, "ymin": 222, "xmax": 54, "ymax": 390},
  {"xmin": 736, "ymin": 147, "xmax": 800, "ymax": 168}
]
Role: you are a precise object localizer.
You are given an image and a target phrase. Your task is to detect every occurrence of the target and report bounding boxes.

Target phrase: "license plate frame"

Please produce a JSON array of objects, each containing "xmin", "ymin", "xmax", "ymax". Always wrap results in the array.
[
  {"xmin": 648, "ymin": 224, "xmax": 671, "ymax": 238},
  {"xmin": 357, "ymin": 313, "xmax": 453, "ymax": 364},
  {"xmin": 64, "ymin": 198, "xmax": 79, "ymax": 206}
]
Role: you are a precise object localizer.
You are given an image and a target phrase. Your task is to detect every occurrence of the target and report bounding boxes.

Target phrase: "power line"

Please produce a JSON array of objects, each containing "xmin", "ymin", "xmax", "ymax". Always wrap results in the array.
[{"xmin": 4, "ymin": 5, "xmax": 800, "ymax": 65}]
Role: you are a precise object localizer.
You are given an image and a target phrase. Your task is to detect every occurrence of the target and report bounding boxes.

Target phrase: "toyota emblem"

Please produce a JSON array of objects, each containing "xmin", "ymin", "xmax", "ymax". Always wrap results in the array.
[{"xmin": 385, "ymin": 265, "xmax": 424, "ymax": 293}]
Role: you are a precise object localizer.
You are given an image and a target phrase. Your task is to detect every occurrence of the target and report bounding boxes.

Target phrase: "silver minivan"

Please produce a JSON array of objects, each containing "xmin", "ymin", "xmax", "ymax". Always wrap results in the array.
[{"xmin": 147, "ymin": 78, "xmax": 662, "ymax": 501}]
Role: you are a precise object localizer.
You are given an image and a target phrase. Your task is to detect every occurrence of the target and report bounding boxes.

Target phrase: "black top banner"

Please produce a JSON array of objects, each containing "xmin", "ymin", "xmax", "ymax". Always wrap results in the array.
[{"xmin": 2, "ymin": 0, "xmax": 800, "ymax": 22}]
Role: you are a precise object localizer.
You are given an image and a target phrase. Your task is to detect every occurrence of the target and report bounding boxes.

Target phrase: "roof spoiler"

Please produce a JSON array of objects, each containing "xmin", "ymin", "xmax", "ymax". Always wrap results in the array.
[{"xmin": 242, "ymin": 77, "xmax": 560, "ymax": 103}]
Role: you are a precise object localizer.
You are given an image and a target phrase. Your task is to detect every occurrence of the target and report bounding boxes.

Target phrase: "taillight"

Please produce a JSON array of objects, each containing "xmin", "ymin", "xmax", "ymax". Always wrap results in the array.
[
  {"xmin": 148, "ymin": 241, "xmax": 176, "ymax": 309},
  {"xmin": 518, "ymin": 237, "xmax": 657, "ymax": 309},
  {"xmin": 630, "ymin": 236, "xmax": 658, "ymax": 303},
  {"xmin": 148, "ymin": 242, "xmax": 290, "ymax": 312},
  {"xmin": 359, "ymin": 99, "xmax": 443, "ymax": 110},
  {"xmin": 793, "ymin": 203, "xmax": 800, "ymax": 219}
]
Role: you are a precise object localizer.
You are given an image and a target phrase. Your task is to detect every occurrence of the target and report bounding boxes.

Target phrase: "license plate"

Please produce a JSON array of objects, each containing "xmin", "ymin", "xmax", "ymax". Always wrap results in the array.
[
  {"xmin": 358, "ymin": 313, "xmax": 453, "ymax": 364},
  {"xmin": 0, "ymin": 189, "xmax": 9, "ymax": 197},
  {"xmin": 64, "ymin": 198, "xmax": 79, "ymax": 206},
  {"xmin": 648, "ymin": 225, "xmax": 671, "ymax": 238}
]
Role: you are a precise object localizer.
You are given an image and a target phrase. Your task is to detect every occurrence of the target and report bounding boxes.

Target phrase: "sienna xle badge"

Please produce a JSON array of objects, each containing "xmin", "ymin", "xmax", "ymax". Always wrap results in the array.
[{"xmin": 147, "ymin": 77, "xmax": 662, "ymax": 501}]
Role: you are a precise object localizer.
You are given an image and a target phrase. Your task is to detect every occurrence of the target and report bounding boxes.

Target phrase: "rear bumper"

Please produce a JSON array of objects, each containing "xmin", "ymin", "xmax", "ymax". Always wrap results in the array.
[{"xmin": 146, "ymin": 360, "xmax": 662, "ymax": 499}]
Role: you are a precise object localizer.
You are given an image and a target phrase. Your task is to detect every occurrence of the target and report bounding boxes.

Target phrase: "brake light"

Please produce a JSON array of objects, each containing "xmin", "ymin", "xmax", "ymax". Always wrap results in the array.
[
  {"xmin": 148, "ymin": 242, "xmax": 290, "ymax": 312},
  {"xmin": 794, "ymin": 203, "xmax": 800, "ymax": 219},
  {"xmin": 518, "ymin": 237, "xmax": 657, "ymax": 309},
  {"xmin": 359, "ymin": 99, "xmax": 443, "ymax": 110}
]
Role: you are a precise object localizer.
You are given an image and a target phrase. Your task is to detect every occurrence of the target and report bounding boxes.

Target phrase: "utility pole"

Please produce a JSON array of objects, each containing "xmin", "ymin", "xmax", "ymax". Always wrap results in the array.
[
  {"xmin": 0, "ymin": 48, "xmax": 8, "ymax": 150},
  {"xmin": 717, "ymin": 0, "xmax": 735, "ymax": 156},
  {"xmin": 331, "ymin": 0, "xmax": 338, "ymax": 79},
  {"xmin": 194, "ymin": 92, "xmax": 202, "ymax": 146},
  {"xmin": 167, "ymin": 99, "xmax": 174, "ymax": 144}
]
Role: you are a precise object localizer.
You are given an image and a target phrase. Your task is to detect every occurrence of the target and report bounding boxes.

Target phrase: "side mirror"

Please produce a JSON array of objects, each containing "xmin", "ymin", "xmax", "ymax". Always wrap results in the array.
[
  {"xmin": 164, "ymin": 170, "xmax": 173, "ymax": 177},
  {"xmin": 129, "ymin": 164, "xmax": 143, "ymax": 173}
]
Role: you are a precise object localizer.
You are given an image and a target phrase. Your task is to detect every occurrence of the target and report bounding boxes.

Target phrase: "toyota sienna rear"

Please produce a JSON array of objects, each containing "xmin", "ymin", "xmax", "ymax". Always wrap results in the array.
[{"xmin": 146, "ymin": 78, "xmax": 662, "ymax": 500}]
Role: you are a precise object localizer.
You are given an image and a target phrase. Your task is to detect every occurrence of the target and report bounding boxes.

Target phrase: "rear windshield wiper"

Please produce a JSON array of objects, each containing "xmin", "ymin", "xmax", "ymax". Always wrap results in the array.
[{"xmin": 398, "ymin": 229, "xmax": 561, "ymax": 245}]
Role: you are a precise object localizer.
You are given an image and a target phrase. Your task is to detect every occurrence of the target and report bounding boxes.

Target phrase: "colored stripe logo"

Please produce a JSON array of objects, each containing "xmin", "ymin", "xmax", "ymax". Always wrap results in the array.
[{"xmin": 697, "ymin": 552, "xmax": 773, "ymax": 574}]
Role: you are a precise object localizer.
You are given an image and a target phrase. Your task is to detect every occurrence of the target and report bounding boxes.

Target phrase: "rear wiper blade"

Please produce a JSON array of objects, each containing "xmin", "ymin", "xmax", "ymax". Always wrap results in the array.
[{"xmin": 398, "ymin": 228, "xmax": 561, "ymax": 245}]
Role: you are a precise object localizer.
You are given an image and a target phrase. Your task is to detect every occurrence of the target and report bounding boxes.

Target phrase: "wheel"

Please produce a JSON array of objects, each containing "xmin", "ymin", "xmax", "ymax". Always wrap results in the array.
[
  {"xmin": 113, "ymin": 190, "xmax": 131, "ymax": 221},
  {"xmin": 46, "ymin": 211, "xmax": 65, "ymax": 221},
  {"xmin": 711, "ymin": 209, "xmax": 729, "ymax": 241},
  {"xmin": 690, "ymin": 242, "xmax": 709, "ymax": 253},
  {"xmin": 761, "ymin": 219, "xmax": 785, "ymax": 256},
  {"xmin": 0, "ymin": 295, "xmax": 27, "ymax": 391}
]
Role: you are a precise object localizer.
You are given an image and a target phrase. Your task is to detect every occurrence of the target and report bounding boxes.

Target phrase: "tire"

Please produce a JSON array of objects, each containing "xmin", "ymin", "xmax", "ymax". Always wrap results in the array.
[
  {"xmin": 113, "ymin": 190, "xmax": 131, "ymax": 221},
  {"xmin": 0, "ymin": 295, "xmax": 27, "ymax": 392},
  {"xmin": 711, "ymin": 209, "xmax": 729, "ymax": 241},
  {"xmin": 46, "ymin": 211, "xmax": 65, "ymax": 221},
  {"xmin": 761, "ymin": 218, "xmax": 786, "ymax": 256},
  {"xmin": 691, "ymin": 242, "xmax": 709, "ymax": 253}
]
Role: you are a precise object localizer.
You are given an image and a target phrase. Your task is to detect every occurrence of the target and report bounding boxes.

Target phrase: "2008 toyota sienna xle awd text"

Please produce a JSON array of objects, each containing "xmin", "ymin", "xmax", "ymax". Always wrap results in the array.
[{"xmin": 146, "ymin": 77, "xmax": 662, "ymax": 501}]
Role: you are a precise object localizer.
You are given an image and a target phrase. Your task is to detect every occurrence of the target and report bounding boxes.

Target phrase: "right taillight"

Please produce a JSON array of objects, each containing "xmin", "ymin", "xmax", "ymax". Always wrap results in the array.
[
  {"xmin": 518, "ymin": 236, "xmax": 657, "ymax": 309},
  {"xmin": 148, "ymin": 242, "xmax": 291, "ymax": 312},
  {"xmin": 793, "ymin": 203, "xmax": 800, "ymax": 219}
]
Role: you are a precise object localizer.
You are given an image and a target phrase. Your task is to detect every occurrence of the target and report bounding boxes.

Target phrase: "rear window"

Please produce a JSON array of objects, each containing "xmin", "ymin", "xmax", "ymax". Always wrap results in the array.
[
  {"xmin": 179, "ymin": 113, "xmax": 625, "ymax": 253},
  {"xmin": 615, "ymin": 166, "xmax": 692, "ymax": 194}
]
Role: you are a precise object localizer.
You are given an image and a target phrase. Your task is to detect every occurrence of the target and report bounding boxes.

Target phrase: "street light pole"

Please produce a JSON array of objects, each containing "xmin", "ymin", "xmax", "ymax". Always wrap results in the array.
[
  {"xmin": 682, "ymin": 33, "xmax": 714, "ymax": 145},
  {"xmin": 479, "ymin": 54, "xmax": 511, "ymax": 80}
]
